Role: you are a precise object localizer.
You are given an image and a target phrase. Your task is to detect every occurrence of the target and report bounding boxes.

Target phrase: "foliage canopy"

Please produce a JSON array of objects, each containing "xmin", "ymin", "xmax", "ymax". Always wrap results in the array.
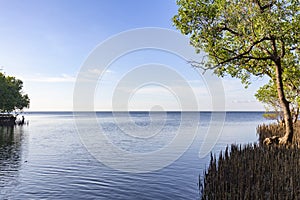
[
  {"xmin": 0, "ymin": 73, "xmax": 30, "ymax": 113},
  {"xmin": 173, "ymin": 0, "xmax": 300, "ymax": 85}
]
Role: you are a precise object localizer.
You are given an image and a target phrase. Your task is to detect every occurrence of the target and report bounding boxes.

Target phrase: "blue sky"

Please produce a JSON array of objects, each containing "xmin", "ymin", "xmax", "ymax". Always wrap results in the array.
[{"xmin": 0, "ymin": 0, "xmax": 268, "ymax": 111}]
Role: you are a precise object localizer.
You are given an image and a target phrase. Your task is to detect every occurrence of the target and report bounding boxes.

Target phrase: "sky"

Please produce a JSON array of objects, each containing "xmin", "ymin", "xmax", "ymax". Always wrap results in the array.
[{"xmin": 0, "ymin": 0, "xmax": 269, "ymax": 111}]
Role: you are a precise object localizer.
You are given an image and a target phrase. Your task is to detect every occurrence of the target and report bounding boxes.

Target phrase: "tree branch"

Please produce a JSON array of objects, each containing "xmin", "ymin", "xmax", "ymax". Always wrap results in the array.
[
  {"xmin": 215, "ymin": 37, "xmax": 273, "ymax": 66},
  {"xmin": 280, "ymin": 39, "xmax": 286, "ymax": 58},
  {"xmin": 254, "ymin": 0, "xmax": 275, "ymax": 12},
  {"xmin": 219, "ymin": 26, "xmax": 241, "ymax": 36},
  {"xmin": 271, "ymin": 37, "xmax": 280, "ymax": 62},
  {"xmin": 189, "ymin": 37, "xmax": 274, "ymax": 73}
]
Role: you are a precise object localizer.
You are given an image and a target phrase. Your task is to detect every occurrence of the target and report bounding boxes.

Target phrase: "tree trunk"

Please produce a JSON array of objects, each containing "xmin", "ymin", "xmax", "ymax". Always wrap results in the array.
[{"xmin": 274, "ymin": 62, "xmax": 293, "ymax": 144}]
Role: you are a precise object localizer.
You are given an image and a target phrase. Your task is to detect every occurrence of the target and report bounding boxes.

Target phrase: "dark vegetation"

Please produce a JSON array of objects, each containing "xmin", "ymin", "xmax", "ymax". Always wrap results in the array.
[
  {"xmin": 201, "ymin": 123, "xmax": 300, "ymax": 199},
  {"xmin": 258, "ymin": 122, "xmax": 300, "ymax": 145},
  {"xmin": 0, "ymin": 72, "xmax": 29, "ymax": 126},
  {"xmin": 0, "ymin": 114, "xmax": 16, "ymax": 126},
  {"xmin": 0, "ymin": 72, "xmax": 29, "ymax": 113}
]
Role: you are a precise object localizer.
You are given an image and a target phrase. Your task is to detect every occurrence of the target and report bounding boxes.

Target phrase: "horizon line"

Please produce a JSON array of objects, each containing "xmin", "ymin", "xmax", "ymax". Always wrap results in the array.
[{"xmin": 23, "ymin": 110, "xmax": 268, "ymax": 113}]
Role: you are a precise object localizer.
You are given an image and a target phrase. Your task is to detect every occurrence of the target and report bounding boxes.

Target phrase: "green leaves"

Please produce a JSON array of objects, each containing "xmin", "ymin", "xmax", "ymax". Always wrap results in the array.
[
  {"xmin": 174, "ymin": 0, "xmax": 300, "ymax": 109},
  {"xmin": 0, "ymin": 73, "xmax": 30, "ymax": 113},
  {"xmin": 255, "ymin": 77, "xmax": 300, "ymax": 122},
  {"xmin": 173, "ymin": 0, "xmax": 300, "ymax": 83}
]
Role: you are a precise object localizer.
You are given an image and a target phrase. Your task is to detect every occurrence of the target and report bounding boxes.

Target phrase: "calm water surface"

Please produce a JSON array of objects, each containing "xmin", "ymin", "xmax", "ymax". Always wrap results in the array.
[{"xmin": 0, "ymin": 112, "xmax": 270, "ymax": 199}]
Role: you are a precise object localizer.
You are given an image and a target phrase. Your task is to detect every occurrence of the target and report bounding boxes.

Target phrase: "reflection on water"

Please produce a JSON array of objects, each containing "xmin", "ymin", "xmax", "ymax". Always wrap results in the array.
[{"xmin": 0, "ymin": 126, "xmax": 25, "ymax": 197}]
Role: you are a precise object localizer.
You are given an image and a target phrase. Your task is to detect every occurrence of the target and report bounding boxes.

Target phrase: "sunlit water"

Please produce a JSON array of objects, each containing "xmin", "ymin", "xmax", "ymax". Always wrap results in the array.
[{"xmin": 0, "ymin": 112, "xmax": 270, "ymax": 199}]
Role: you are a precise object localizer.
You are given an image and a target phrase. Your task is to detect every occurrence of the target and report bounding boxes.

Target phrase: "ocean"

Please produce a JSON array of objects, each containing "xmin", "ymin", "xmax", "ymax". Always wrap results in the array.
[{"xmin": 0, "ymin": 112, "xmax": 271, "ymax": 199}]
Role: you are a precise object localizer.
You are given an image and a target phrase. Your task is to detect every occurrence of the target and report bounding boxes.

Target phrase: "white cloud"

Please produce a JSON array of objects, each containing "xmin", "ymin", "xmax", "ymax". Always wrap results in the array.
[
  {"xmin": 87, "ymin": 68, "xmax": 114, "ymax": 75},
  {"xmin": 232, "ymin": 99, "xmax": 257, "ymax": 104},
  {"xmin": 22, "ymin": 73, "xmax": 76, "ymax": 83}
]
